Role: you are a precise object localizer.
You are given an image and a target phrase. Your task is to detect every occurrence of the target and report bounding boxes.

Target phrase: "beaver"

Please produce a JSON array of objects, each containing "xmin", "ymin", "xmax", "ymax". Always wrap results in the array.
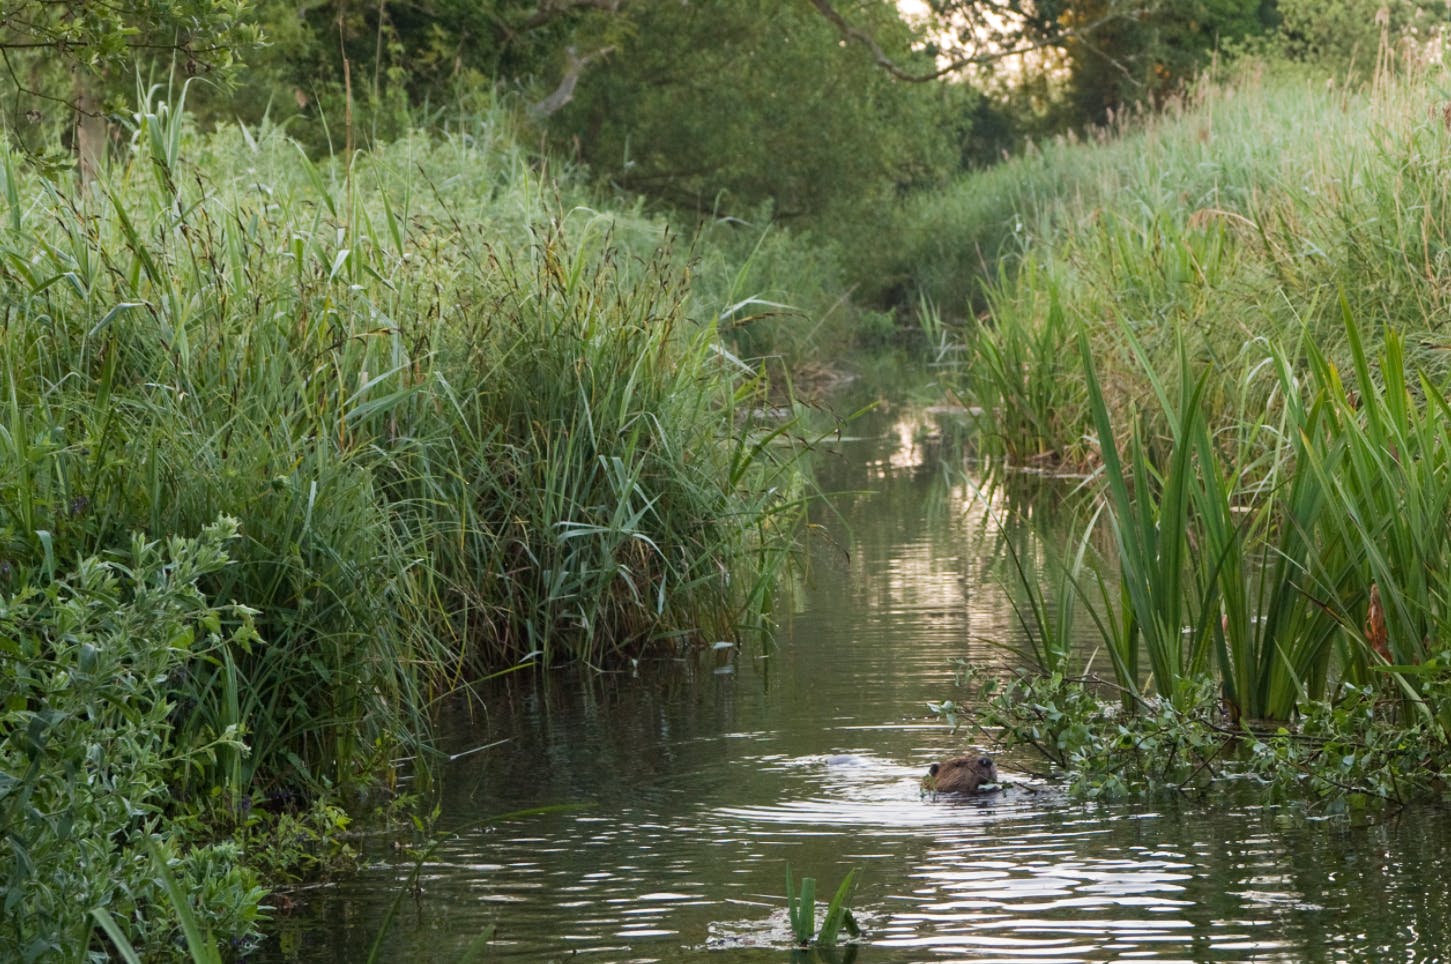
[{"xmin": 923, "ymin": 753, "xmax": 999, "ymax": 794}]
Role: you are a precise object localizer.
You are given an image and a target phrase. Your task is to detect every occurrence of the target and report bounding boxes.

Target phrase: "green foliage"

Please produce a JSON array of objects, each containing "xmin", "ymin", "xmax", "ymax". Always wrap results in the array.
[
  {"xmin": 0, "ymin": 518, "xmax": 266, "ymax": 961},
  {"xmin": 966, "ymin": 277, "xmax": 1089, "ymax": 465},
  {"xmin": 1079, "ymin": 335, "xmax": 1214, "ymax": 708},
  {"xmin": 1063, "ymin": 0, "xmax": 1275, "ymax": 124},
  {"xmin": 1249, "ymin": 0, "xmax": 1443, "ymax": 77},
  {"xmin": 1292, "ymin": 317, "xmax": 1451, "ymax": 718},
  {"xmin": 556, "ymin": 0, "xmax": 954, "ymax": 228},
  {"xmin": 959, "ymin": 478, "xmax": 1098, "ymax": 679},
  {"xmin": 957, "ymin": 667, "xmax": 1451, "ymax": 809},
  {"xmin": 203, "ymin": 0, "xmax": 609, "ymax": 151},
  {"xmin": 689, "ymin": 215, "xmax": 860, "ymax": 361},
  {"xmin": 931, "ymin": 63, "xmax": 1451, "ymax": 799},
  {"xmin": 990, "ymin": 293, "xmax": 1451, "ymax": 728},
  {"xmin": 786, "ymin": 867, "xmax": 815, "ymax": 945},
  {"xmin": 785, "ymin": 865, "xmax": 861, "ymax": 948},
  {"xmin": 204, "ymin": 0, "xmax": 958, "ymax": 258},
  {"xmin": 176, "ymin": 797, "xmax": 358, "ymax": 884},
  {"xmin": 899, "ymin": 60, "xmax": 1451, "ymax": 328},
  {"xmin": 422, "ymin": 231, "xmax": 808, "ymax": 666},
  {"xmin": 0, "ymin": 0, "xmax": 261, "ymax": 158},
  {"xmin": 926, "ymin": 61, "xmax": 1451, "ymax": 446},
  {"xmin": 984, "ymin": 305, "xmax": 1451, "ymax": 722},
  {"xmin": 0, "ymin": 0, "xmax": 259, "ymax": 76},
  {"xmin": 0, "ymin": 91, "xmax": 809, "ymax": 806}
]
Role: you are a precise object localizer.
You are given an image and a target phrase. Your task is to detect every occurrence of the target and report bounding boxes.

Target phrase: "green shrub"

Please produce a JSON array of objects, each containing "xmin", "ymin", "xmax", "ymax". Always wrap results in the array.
[
  {"xmin": 954, "ymin": 667, "xmax": 1451, "ymax": 809},
  {"xmin": 0, "ymin": 90, "xmax": 810, "ymax": 802},
  {"xmin": 1257, "ymin": 0, "xmax": 1442, "ymax": 77},
  {"xmin": 0, "ymin": 518, "xmax": 266, "ymax": 961}
]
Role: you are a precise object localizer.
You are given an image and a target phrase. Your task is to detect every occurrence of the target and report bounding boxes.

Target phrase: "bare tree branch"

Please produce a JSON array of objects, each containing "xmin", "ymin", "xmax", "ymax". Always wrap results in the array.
[{"xmin": 530, "ymin": 44, "xmax": 615, "ymax": 117}]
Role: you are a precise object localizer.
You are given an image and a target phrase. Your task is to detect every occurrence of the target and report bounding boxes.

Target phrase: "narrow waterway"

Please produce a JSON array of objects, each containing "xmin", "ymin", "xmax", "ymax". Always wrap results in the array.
[{"xmin": 266, "ymin": 402, "xmax": 1451, "ymax": 962}]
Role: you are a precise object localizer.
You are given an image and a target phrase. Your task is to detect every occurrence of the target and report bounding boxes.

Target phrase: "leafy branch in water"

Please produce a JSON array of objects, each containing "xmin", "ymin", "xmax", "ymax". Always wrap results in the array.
[{"xmin": 949, "ymin": 665, "xmax": 1451, "ymax": 811}]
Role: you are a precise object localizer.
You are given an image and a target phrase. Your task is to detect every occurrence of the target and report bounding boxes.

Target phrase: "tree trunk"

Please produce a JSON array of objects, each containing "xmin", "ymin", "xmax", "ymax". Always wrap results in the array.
[{"xmin": 73, "ymin": 75, "xmax": 105, "ymax": 187}]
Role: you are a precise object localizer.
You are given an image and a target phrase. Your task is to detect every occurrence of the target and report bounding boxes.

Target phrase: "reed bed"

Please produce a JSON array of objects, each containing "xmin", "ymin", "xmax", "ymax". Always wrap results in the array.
[
  {"xmin": 935, "ymin": 58, "xmax": 1451, "ymax": 753},
  {"xmin": 0, "ymin": 92, "xmax": 809, "ymax": 813},
  {"xmin": 966, "ymin": 316, "xmax": 1451, "ymax": 801},
  {"xmin": 924, "ymin": 57, "xmax": 1451, "ymax": 465}
]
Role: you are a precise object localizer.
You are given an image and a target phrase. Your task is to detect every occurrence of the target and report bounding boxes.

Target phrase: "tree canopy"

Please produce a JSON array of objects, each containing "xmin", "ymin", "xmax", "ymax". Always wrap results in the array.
[
  {"xmin": 2, "ymin": 0, "xmax": 1436, "ymax": 222},
  {"xmin": 7, "ymin": 2, "xmax": 254, "ymax": 62},
  {"xmin": 552, "ymin": 0, "xmax": 957, "ymax": 222},
  {"xmin": 1, "ymin": 0, "xmax": 260, "ymax": 173}
]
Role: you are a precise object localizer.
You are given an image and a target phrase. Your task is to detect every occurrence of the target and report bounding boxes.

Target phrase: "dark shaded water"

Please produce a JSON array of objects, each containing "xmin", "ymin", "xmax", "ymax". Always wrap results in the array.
[{"xmin": 266, "ymin": 403, "xmax": 1451, "ymax": 962}]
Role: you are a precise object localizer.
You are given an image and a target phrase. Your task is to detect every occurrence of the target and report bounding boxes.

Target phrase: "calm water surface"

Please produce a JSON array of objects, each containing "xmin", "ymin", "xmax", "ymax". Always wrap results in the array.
[{"xmin": 267, "ymin": 403, "xmax": 1451, "ymax": 962}]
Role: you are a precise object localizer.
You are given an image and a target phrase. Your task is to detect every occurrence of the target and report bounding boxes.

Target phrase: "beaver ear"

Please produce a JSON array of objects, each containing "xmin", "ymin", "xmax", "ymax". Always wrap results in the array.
[
  {"xmin": 979, "ymin": 756, "xmax": 993, "ymax": 768},
  {"xmin": 929, "ymin": 763, "xmax": 940, "ymax": 776}
]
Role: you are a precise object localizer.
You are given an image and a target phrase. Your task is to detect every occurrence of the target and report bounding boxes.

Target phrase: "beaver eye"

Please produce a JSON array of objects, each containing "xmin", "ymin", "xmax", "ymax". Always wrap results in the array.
[{"xmin": 978, "ymin": 757, "xmax": 993, "ymax": 768}]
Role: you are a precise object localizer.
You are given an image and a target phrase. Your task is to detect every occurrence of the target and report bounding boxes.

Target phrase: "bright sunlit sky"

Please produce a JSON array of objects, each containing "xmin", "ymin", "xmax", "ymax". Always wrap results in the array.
[
  {"xmin": 897, "ymin": 0, "xmax": 929, "ymax": 18},
  {"xmin": 895, "ymin": 0, "xmax": 1039, "ymax": 85},
  {"xmin": 896, "ymin": 0, "xmax": 937, "ymax": 33}
]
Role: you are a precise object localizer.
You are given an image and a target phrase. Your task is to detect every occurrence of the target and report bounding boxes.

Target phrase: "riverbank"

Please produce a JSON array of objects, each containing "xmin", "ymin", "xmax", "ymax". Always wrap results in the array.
[
  {"xmin": 0, "ymin": 95, "xmax": 837, "ymax": 957},
  {"xmin": 12, "ymin": 48, "xmax": 1451, "ymax": 959},
  {"xmin": 921, "ymin": 55, "xmax": 1451, "ymax": 806}
]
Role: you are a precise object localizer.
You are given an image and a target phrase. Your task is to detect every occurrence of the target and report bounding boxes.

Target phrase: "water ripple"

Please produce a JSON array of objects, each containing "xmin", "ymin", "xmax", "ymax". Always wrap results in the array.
[{"xmin": 259, "ymin": 409, "xmax": 1451, "ymax": 962}]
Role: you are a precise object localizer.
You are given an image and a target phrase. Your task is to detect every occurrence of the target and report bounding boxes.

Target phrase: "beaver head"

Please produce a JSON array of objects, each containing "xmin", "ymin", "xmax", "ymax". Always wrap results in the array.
[{"xmin": 924, "ymin": 753, "xmax": 999, "ymax": 794}]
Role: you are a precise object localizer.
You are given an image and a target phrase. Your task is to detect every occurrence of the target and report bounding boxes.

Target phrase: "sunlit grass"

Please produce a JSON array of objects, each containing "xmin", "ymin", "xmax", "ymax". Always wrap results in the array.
[
  {"xmin": 920, "ymin": 57, "xmax": 1451, "ymax": 466},
  {"xmin": 912, "ymin": 54, "xmax": 1451, "ymax": 735}
]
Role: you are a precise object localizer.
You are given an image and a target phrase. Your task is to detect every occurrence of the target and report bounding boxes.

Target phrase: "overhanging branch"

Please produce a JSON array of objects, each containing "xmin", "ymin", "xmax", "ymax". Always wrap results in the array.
[
  {"xmin": 530, "ymin": 44, "xmax": 615, "ymax": 117},
  {"xmin": 803, "ymin": 0, "xmax": 1144, "ymax": 83}
]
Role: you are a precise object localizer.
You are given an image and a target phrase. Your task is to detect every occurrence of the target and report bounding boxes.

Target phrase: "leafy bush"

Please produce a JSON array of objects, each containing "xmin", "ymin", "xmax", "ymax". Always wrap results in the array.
[
  {"xmin": 956, "ymin": 667, "xmax": 1451, "ymax": 810},
  {"xmin": 0, "ymin": 89, "xmax": 812, "ymax": 802},
  {"xmin": 1260, "ymin": 0, "xmax": 1441, "ymax": 76},
  {"xmin": 0, "ymin": 518, "xmax": 266, "ymax": 961}
]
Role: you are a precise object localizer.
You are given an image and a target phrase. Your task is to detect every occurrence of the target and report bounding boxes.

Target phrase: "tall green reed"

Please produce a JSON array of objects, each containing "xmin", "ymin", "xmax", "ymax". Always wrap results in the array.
[
  {"xmin": 1291, "ymin": 307, "xmax": 1451, "ymax": 729},
  {"xmin": 967, "ymin": 275, "xmax": 1088, "ymax": 466},
  {"xmin": 785, "ymin": 865, "xmax": 860, "ymax": 948},
  {"xmin": 1071, "ymin": 327, "xmax": 1352, "ymax": 721},
  {"xmin": 1053, "ymin": 303, "xmax": 1451, "ymax": 725},
  {"xmin": 0, "ymin": 90, "xmax": 810, "ymax": 807},
  {"xmin": 1080, "ymin": 334, "xmax": 1215, "ymax": 707}
]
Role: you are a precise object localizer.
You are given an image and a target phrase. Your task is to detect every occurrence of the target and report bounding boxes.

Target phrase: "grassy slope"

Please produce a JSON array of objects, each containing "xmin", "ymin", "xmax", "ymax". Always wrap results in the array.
[
  {"xmin": 885, "ymin": 56, "xmax": 1451, "ymax": 806},
  {"xmin": 908, "ymin": 56, "xmax": 1451, "ymax": 757},
  {"xmin": 902, "ymin": 59, "xmax": 1451, "ymax": 464}
]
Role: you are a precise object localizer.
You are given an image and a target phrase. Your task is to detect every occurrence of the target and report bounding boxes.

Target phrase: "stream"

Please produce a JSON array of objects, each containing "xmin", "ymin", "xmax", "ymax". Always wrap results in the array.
[{"xmin": 263, "ymin": 402, "xmax": 1451, "ymax": 962}]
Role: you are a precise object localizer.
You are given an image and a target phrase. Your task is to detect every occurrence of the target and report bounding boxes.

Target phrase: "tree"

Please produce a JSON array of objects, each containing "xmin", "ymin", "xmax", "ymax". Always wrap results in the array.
[
  {"xmin": 807, "ymin": 0, "xmax": 1134, "ymax": 82},
  {"xmin": 218, "ymin": 0, "xmax": 954, "ymax": 230},
  {"xmin": 1061, "ymin": 0, "xmax": 1273, "ymax": 124},
  {"xmin": 806, "ymin": 0, "xmax": 1275, "ymax": 125},
  {"xmin": 553, "ymin": 0, "xmax": 954, "ymax": 225},
  {"xmin": 1271, "ymin": 0, "xmax": 1442, "ymax": 77},
  {"xmin": 0, "ymin": 1, "xmax": 259, "ymax": 76},
  {"xmin": 213, "ymin": 0, "xmax": 630, "ymax": 151},
  {"xmin": 0, "ymin": 0, "xmax": 261, "ymax": 175}
]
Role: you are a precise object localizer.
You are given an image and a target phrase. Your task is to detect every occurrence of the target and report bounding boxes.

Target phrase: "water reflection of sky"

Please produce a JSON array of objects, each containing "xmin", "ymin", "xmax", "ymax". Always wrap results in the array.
[{"xmin": 262, "ymin": 403, "xmax": 1451, "ymax": 963}]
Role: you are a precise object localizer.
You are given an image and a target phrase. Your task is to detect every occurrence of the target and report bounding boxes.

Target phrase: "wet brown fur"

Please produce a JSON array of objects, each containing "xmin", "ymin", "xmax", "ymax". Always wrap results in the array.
[{"xmin": 926, "ymin": 754, "xmax": 999, "ymax": 794}]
